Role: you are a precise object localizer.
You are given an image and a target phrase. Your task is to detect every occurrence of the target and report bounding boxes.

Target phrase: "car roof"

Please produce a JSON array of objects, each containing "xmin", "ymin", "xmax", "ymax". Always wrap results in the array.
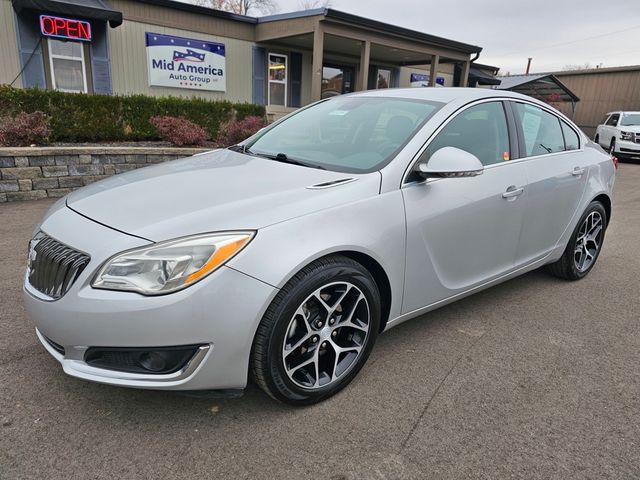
[{"xmin": 347, "ymin": 87, "xmax": 536, "ymax": 103}]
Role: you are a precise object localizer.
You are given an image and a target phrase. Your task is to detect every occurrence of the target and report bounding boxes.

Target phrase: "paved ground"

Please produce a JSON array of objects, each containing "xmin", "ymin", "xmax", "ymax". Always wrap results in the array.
[{"xmin": 1, "ymin": 164, "xmax": 639, "ymax": 480}]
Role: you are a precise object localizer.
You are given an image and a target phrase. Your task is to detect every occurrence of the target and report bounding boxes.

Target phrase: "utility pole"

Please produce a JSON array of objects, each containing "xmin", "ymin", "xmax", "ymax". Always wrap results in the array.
[{"xmin": 525, "ymin": 57, "xmax": 532, "ymax": 74}]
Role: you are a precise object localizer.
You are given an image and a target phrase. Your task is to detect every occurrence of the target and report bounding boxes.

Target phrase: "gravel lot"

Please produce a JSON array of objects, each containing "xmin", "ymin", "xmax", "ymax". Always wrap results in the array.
[{"xmin": 1, "ymin": 163, "xmax": 638, "ymax": 480}]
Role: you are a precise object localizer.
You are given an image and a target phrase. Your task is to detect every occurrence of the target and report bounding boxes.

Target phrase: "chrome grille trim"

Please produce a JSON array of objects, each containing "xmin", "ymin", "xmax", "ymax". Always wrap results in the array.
[{"xmin": 27, "ymin": 232, "xmax": 90, "ymax": 300}]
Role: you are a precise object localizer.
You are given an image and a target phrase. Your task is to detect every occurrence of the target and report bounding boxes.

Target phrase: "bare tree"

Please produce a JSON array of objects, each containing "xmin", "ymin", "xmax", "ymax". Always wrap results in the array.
[
  {"xmin": 193, "ymin": 0, "xmax": 277, "ymax": 15},
  {"xmin": 561, "ymin": 62, "xmax": 595, "ymax": 71},
  {"xmin": 298, "ymin": 0, "xmax": 331, "ymax": 9}
]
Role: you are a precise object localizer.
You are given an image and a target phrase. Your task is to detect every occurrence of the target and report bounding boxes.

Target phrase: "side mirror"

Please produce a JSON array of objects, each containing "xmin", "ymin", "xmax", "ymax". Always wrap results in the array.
[{"xmin": 416, "ymin": 146, "xmax": 484, "ymax": 179}]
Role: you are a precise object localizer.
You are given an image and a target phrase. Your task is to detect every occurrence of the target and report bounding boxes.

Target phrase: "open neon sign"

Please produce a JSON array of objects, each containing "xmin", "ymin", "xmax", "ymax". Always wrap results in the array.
[{"xmin": 40, "ymin": 15, "xmax": 92, "ymax": 42}]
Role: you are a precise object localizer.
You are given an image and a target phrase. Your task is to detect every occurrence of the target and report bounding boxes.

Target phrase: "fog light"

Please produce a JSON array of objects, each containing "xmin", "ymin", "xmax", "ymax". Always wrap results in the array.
[
  {"xmin": 138, "ymin": 351, "xmax": 168, "ymax": 372},
  {"xmin": 84, "ymin": 345, "xmax": 202, "ymax": 374}
]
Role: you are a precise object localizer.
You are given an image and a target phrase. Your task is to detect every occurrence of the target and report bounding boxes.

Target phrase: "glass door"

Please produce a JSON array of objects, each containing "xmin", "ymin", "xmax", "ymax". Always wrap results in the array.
[{"xmin": 321, "ymin": 64, "xmax": 354, "ymax": 99}]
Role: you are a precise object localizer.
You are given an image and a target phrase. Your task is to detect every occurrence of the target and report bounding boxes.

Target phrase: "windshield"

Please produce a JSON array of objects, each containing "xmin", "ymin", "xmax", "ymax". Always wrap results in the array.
[
  {"xmin": 244, "ymin": 96, "xmax": 443, "ymax": 173},
  {"xmin": 621, "ymin": 114, "xmax": 640, "ymax": 126}
]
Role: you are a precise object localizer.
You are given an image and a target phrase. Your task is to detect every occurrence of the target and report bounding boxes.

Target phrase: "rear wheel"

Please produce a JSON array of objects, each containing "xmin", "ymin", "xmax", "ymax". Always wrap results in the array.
[
  {"xmin": 546, "ymin": 201, "xmax": 607, "ymax": 280},
  {"xmin": 251, "ymin": 255, "xmax": 380, "ymax": 405},
  {"xmin": 594, "ymin": 134, "xmax": 599, "ymax": 146}
]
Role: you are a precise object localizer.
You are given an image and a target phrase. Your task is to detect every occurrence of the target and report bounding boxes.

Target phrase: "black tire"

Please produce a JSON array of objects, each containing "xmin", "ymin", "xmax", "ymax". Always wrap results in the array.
[
  {"xmin": 545, "ymin": 201, "xmax": 607, "ymax": 281},
  {"xmin": 610, "ymin": 138, "xmax": 616, "ymax": 155},
  {"xmin": 251, "ymin": 255, "xmax": 381, "ymax": 405},
  {"xmin": 594, "ymin": 134, "xmax": 599, "ymax": 146}
]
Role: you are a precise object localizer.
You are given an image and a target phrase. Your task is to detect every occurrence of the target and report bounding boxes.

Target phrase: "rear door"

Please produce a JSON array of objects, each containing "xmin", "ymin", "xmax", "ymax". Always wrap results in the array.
[{"xmin": 509, "ymin": 101, "xmax": 589, "ymax": 266}]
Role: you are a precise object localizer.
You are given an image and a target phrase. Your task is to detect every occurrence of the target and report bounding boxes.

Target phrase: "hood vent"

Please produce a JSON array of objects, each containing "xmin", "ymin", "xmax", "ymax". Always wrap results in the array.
[{"xmin": 307, "ymin": 178, "xmax": 357, "ymax": 190}]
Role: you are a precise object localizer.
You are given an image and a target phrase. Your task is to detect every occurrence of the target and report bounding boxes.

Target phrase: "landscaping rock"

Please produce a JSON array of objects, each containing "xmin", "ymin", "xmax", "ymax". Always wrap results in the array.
[
  {"xmin": 6, "ymin": 190, "xmax": 48, "ymax": 201},
  {"xmin": 1, "ymin": 167, "xmax": 42, "ymax": 180},
  {"xmin": 42, "ymin": 166, "xmax": 69, "ymax": 177}
]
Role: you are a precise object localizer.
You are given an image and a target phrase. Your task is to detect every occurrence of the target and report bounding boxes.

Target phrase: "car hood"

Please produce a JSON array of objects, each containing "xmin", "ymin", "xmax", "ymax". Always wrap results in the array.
[
  {"xmin": 619, "ymin": 125, "xmax": 640, "ymax": 133},
  {"xmin": 66, "ymin": 149, "xmax": 381, "ymax": 241}
]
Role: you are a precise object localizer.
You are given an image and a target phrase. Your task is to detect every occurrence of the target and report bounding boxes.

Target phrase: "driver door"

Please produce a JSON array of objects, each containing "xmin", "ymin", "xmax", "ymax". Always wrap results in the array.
[{"xmin": 401, "ymin": 101, "xmax": 528, "ymax": 314}]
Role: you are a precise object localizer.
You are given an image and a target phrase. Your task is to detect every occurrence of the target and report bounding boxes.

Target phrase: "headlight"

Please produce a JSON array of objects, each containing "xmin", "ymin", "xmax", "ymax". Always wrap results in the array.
[
  {"xmin": 620, "ymin": 131, "xmax": 634, "ymax": 141},
  {"xmin": 92, "ymin": 232, "xmax": 254, "ymax": 295}
]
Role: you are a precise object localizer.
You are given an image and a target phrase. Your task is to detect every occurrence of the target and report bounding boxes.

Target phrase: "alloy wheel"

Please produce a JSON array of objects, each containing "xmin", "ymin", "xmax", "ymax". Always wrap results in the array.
[
  {"xmin": 281, "ymin": 281, "xmax": 370, "ymax": 389},
  {"xmin": 574, "ymin": 211, "xmax": 603, "ymax": 272}
]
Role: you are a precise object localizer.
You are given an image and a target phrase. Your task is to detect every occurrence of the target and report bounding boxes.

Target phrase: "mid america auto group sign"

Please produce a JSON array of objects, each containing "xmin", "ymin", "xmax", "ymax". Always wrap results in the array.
[{"xmin": 145, "ymin": 32, "xmax": 226, "ymax": 92}]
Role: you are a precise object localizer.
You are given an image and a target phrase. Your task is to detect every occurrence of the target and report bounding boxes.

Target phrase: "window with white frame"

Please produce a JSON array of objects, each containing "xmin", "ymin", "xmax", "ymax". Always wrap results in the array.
[
  {"xmin": 268, "ymin": 53, "xmax": 287, "ymax": 106},
  {"xmin": 48, "ymin": 39, "xmax": 88, "ymax": 93}
]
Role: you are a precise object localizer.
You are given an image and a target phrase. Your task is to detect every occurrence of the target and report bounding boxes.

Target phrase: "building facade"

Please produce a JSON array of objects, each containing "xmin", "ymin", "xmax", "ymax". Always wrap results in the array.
[{"xmin": 1, "ymin": 0, "xmax": 491, "ymax": 120}]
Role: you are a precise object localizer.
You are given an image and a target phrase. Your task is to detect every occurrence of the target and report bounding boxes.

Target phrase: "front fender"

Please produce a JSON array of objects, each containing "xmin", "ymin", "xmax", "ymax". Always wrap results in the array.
[{"xmin": 228, "ymin": 190, "xmax": 407, "ymax": 322}]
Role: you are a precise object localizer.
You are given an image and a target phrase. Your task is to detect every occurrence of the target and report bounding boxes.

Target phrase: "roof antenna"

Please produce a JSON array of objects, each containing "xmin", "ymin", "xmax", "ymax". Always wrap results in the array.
[{"xmin": 525, "ymin": 57, "xmax": 532, "ymax": 75}]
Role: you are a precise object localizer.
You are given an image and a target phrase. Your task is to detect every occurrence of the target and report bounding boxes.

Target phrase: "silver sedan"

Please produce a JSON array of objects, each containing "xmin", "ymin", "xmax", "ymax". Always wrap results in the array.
[{"xmin": 24, "ymin": 88, "xmax": 616, "ymax": 404}]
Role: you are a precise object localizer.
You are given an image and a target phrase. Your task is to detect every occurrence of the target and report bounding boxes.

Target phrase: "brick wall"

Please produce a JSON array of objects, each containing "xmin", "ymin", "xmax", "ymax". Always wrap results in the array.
[{"xmin": 0, "ymin": 147, "xmax": 209, "ymax": 202}]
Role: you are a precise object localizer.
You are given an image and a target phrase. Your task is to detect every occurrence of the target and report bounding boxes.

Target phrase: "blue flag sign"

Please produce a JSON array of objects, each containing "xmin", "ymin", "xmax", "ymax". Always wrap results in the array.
[
  {"xmin": 410, "ymin": 73, "xmax": 445, "ymax": 87},
  {"xmin": 145, "ymin": 32, "xmax": 226, "ymax": 92}
]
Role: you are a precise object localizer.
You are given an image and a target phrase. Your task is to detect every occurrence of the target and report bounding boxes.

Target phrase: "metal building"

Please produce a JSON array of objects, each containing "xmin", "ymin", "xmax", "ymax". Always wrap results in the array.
[{"xmin": 553, "ymin": 65, "xmax": 640, "ymax": 137}]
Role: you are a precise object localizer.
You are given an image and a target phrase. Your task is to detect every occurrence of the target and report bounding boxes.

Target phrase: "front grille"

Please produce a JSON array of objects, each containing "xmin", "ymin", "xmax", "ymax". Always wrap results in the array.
[
  {"xmin": 27, "ymin": 232, "xmax": 90, "ymax": 300},
  {"xmin": 635, "ymin": 133, "xmax": 640, "ymax": 144}
]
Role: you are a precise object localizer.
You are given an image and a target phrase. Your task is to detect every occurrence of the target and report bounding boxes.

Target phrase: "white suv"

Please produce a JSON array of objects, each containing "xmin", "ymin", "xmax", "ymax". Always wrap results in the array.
[{"xmin": 595, "ymin": 111, "xmax": 640, "ymax": 159}]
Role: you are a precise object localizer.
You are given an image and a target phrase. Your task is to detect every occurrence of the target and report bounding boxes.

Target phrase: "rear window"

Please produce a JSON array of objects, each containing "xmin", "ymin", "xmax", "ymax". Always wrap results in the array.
[
  {"xmin": 513, "ymin": 103, "xmax": 565, "ymax": 156},
  {"xmin": 561, "ymin": 122, "xmax": 580, "ymax": 150}
]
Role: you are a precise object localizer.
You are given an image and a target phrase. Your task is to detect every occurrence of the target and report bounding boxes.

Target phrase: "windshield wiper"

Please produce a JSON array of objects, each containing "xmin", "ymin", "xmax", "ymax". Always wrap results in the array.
[{"xmin": 248, "ymin": 151, "xmax": 326, "ymax": 170}]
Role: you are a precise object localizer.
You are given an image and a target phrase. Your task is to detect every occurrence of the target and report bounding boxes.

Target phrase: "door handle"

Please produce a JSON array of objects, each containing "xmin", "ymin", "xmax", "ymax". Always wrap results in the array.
[
  {"xmin": 572, "ymin": 167, "xmax": 586, "ymax": 176},
  {"xmin": 502, "ymin": 186, "xmax": 524, "ymax": 199}
]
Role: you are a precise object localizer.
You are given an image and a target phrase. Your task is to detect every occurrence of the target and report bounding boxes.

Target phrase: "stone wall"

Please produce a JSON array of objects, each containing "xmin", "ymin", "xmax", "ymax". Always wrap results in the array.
[{"xmin": 0, "ymin": 147, "xmax": 209, "ymax": 202}]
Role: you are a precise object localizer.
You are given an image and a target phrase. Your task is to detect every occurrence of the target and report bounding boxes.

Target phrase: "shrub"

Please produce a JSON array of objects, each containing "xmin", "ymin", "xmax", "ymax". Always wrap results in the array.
[
  {"xmin": 0, "ymin": 111, "xmax": 51, "ymax": 147},
  {"xmin": 0, "ymin": 85, "xmax": 265, "ymax": 143},
  {"xmin": 216, "ymin": 116, "xmax": 266, "ymax": 147},
  {"xmin": 150, "ymin": 116, "xmax": 209, "ymax": 146}
]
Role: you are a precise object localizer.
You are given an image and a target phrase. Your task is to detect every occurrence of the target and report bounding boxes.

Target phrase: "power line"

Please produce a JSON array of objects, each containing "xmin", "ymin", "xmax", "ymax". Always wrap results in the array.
[
  {"xmin": 10, "ymin": 37, "xmax": 43, "ymax": 87},
  {"xmin": 495, "ymin": 24, "xmax": 640, "ymax": 57}
]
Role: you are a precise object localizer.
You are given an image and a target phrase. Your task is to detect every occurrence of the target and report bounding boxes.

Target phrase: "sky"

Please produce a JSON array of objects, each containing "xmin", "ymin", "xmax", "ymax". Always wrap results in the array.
[{"xmin": 187, "ymin": 0, "xmax": 640, "ymax": 74}]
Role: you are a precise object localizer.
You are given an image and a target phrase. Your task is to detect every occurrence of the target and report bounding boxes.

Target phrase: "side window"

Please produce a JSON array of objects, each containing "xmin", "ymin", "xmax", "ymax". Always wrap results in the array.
[
  {"xmin": 513, "ymin": 103, "xmax": 565, "ymax": 157},
  {"xmin": 606, "ymin": 114, "xmax": 619, "ymax": 126},
  {"xmin": 423, "ymin": 102, "xmax": 510, "ymax": 166},
  {"xmin": 561, "ymin": 122, "xmax": 580, "ymax": 150}
]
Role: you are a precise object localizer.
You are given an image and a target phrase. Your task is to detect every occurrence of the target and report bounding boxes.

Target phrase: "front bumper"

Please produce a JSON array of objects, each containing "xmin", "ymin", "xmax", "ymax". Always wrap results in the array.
[
  {"xmin": 24, "ymin": 206, "xmax": 277, "ymax": 390},
  {"xmin": 616, "ymin": 140, "xmax": 640, "ymax": 158}
]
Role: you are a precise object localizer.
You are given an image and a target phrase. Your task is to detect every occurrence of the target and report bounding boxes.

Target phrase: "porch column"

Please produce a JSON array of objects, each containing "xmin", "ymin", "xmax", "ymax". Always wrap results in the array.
[
  {"xmin": 459, "ymin": 60, "xmax": 470, "ymax": 87},
  {"xmin": 429, "ymin": 54, "xmax": 440, "ymax": 87},
  {"xmin": 358, "ymin": 40, "xmax": 371, "ymax": 91},
  {"xmin": 311, "ymin": 23, "xmax": 324, "ymax": 102}
]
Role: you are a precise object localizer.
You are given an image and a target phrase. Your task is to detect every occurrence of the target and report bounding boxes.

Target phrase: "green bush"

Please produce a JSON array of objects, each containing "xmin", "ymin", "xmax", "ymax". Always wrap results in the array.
[{"xmin": 0, "ymin": 86, "xmax": 265, "ymax": 143}]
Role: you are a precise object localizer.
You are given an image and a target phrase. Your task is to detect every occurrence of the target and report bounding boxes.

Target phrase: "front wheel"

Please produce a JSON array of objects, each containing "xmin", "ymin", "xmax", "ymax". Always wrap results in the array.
[
  {"xmin": 546, "ymin": 201, "xmax": 607, "ymax": 280},
  {"xmin": 251, "ymin": 255, "xmax": 381, "ymax": 405},
  {"xmin": 610, "ymin": 138, "xmax": 616, "ymax": 155}
]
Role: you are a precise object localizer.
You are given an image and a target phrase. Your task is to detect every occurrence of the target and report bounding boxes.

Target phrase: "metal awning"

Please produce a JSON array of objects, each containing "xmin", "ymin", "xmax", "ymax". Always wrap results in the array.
[
  {"xmin": 12, "ymin": 0, "xmax": 123, "ymax": 27},
  {"xmin": 469, "ymin": 66, "xmax": 501, "ymax": 86},
  {"xmin": 496, "ymin": 74, "xmax": 579, "ymax": 103}
]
